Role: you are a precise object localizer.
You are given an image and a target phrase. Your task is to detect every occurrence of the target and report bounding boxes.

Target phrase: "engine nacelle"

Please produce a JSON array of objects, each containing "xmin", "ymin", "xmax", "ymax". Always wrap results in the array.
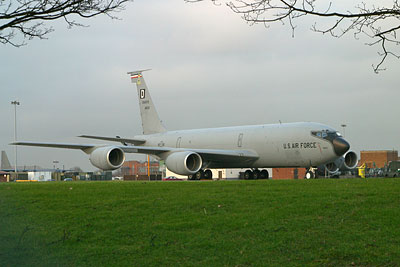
[
  {"xmin": 89, "ymin": 146, "xmax": 125, "ymax": 170},
  {"xmin": 323, "ymin": 151, "xmax": 358, "ymax": 174},
  {"xmin": 325, "ymin": 162, "xmax": 339, "ymax": 174},
  {"xmin": 165, "ymin": 151, "xmax": 202, "ymax": 175},
  {"xmin": 342, "ymin": 151, "xmax": 358, "ymax": 170}
]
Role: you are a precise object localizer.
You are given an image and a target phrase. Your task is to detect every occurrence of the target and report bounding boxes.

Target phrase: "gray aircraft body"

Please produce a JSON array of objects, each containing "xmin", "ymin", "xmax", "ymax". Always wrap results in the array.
[
  {"xmin": 12, "ymin": 70, "xmax": 357, "ymax": 179},
  {"xmin": 1, "ymin": 151, "xmax": 12, "ymax": 171}
]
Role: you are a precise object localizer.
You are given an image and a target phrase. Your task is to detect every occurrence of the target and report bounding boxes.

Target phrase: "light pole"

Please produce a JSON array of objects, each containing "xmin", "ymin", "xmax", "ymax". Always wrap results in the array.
[
  {"xmin": 147, "ymin": 155, "xmax": 150, "ymax": 180},
  {"xmin": 341, "ymin": 124, "xmax": 347, "ymax": 138},
  {"xmin": 11, "ymin": 101, "xmax": 20, "ymax": 179}
]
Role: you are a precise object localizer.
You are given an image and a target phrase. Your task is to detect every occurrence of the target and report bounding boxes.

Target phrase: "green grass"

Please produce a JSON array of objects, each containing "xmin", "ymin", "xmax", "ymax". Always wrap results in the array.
[{"xmin": 1, "ymin": 179, "xmax": 400, "ymax": 266}]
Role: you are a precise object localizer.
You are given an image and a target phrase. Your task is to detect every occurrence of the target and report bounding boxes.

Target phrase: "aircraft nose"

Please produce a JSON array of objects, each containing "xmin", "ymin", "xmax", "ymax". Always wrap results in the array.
[{"xmin": 332, "ymin": 137, "xmax": 350, "ymax": 156}]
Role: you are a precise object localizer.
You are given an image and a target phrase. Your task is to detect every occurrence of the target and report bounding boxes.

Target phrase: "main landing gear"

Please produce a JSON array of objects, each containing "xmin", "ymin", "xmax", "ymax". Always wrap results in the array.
[
  {"xmin": 243, "ymin": 169, "xmax": 269, "ymax": 180},
  {"xmin": 188, "ymin": 169, "xmax": 213, "ymax": 180}
]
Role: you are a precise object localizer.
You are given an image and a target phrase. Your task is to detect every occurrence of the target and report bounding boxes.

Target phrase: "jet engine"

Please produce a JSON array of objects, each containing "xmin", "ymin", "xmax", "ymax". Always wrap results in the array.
[
  {"xmin": 89, "ymin": 146, "xmax": 125, "ymax": 170},
  {"xmin": 325, "ymin": 162, "xmax": 339, "ymax": 174},
  {"xmin": 342, "ymin": 151, "xmax": 358, "ymax": 170},
  {"xmin": 165, "ymin": 151, "xmax": 202, "ymax": 175},
  {"xmin": 323, "ymin": 151, "xmax": 358, "ymax": 175}
]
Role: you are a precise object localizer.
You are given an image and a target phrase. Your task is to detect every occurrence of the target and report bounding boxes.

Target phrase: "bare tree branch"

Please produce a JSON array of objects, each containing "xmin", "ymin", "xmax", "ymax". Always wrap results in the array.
[
  {"xmin": 187, "ymin": 0, "xmax": 400, "ymax": 73},
  {"xmin": 0, "ymin": 0, "xmax": 132, "ymax": 47}
]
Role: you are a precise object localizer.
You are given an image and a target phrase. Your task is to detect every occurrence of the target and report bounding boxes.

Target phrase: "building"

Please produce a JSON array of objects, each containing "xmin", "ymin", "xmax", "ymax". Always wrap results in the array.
[
  {"xmin": 0, "ymin": 171, "xmax": 9, "ymax": 182},
  {"xmin": 272, "ymin": 168, "xmax": 307, "ymax": 179},
  {"xmin": 359, "ymin": 150, "xmax": 398, "ymax": 168},
  {"xmin": 121, "ymin": 160, "xmax": 161, "ymax": 176},
  {"xmin": 27, "ymin": 171, "xmax": 52, "ymax": 181}
]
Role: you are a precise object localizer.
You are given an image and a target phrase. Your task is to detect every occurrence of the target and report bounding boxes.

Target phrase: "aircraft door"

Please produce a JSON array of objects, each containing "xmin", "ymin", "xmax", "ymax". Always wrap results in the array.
[
  {"xmin": 176, "ymin": 137, "xmax": 182, "ymax": 148},
  {"xmin": 237, "ymin": 133, "xmax": 243, "ymax": 147},
  {"xmin": 294, "ymin": 168, "xmax": 298, "ymax": 179}
]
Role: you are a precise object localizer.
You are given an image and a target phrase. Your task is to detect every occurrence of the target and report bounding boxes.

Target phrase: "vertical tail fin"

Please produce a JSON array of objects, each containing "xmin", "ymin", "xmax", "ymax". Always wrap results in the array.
[
  {"xmin": 128, "ymin": 69, "xmax": 166, "ymax": 135},
  {"xmin": 1, "ymin": 151, "xmax": 12, "ymax": 170}
]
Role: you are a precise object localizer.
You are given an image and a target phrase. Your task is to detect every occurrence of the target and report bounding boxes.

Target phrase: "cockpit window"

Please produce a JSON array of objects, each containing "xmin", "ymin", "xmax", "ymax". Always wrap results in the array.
[
  {"xmin": 315, "ymin": 132, "xmax": 322, "ymax": 138},
  {"xmin": 311, "ymin": 130, "xmax": 340, "ymax": 140}
]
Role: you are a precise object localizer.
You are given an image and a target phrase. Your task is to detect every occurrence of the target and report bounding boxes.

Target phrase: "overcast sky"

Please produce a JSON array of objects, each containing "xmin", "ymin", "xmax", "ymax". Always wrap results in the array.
[{"xmin": 1, "ymin": 0, "xmax": 399, "ymax": 171}]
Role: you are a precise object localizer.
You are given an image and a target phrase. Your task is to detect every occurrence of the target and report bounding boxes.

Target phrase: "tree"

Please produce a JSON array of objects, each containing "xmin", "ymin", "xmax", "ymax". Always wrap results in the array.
[
  {"xmin": 188, "ymin": 0, "xmax": 400, "ymax": 72},
  {"xmin": 0, "ymin": 0, "xmax": 131, "ymax": 47}
]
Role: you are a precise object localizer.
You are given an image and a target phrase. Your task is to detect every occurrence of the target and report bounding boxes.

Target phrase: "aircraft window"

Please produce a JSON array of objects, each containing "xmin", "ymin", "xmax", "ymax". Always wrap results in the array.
[
  {"xmin": 311, "ymin": 131, "xmax": 322, "ymax": 137},
  {"xmin": 324, "ymin": 131, "xmax": 342, "ymax": 141},
  {"xmin": 327, "ymin": 131, "xmax": 338, "ymax": 138},
  {"xmin": 312, "ymin": 130, "xmax": 339, "ymax": 140}
]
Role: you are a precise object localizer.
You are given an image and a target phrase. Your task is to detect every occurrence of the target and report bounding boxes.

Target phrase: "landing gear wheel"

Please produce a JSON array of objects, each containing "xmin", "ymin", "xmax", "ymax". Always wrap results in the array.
[
  {"xmin": 195, "ymin": 170, "xmax": 204, "ymax": 180},
  {"xmin": 305, "ymin": 171, "xmax": 315, "ymax": 179},
  {"xmin": 253, "ymin": 170, "xmax": 260, "ymax": 179},
  {"xmin": 204, "ymin": 169, "xmax": 213, "ymax": 179},
  {"xmin": 260, "ymin": 169, "xmax": 269, "ymax": 179},
  {"xmin": 244, "ymin": 170, "xmax": 253, "ymax": 180}
]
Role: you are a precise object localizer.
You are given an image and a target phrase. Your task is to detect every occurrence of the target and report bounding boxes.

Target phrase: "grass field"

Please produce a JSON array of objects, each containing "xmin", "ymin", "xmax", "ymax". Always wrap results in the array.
[{"xmin": 1, "ymin": 179, "xmax": 400, "ymax": 266}]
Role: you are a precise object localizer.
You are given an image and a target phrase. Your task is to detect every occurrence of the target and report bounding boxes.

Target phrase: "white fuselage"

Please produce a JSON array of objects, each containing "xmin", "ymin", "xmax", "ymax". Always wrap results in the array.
[
  {"xmin": 11, "ymin": 71, "xmax": 351, "ymax": 174},
  {"xmin": 136, "ymin": 122, "xmax": 339, "ymax": 168}
]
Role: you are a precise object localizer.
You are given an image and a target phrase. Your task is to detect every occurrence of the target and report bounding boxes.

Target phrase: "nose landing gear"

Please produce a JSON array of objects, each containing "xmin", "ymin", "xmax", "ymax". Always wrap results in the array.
[{"xmin": 305, "ymin": 168, "xmax": 317, "ymax": 179}]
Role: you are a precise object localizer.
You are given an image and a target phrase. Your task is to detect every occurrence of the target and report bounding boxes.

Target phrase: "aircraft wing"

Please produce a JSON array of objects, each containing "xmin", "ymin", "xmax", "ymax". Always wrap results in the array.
[
  {"xmin": 10, "ymin": 141, "xmax": 96, "ymax": 150},
  {"xmin": 78, "ymin": 135, "xmax": 146, "ymax": 145},
  {"xmin": 181, "ymin": 148, "xmax": 259, "ymax": 163},
  {"xmin": 11, "ymin": 141, "xmax": 258, "ymax": 163},
  {"xmin": 120, "ymin": 146, "xmax": 259, "ymax": 162}
]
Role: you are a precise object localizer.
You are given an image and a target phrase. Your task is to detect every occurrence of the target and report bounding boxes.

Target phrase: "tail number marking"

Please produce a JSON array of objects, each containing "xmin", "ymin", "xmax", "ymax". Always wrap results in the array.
[{"xmin": 140, "ymin": 89, "xmax": 146, "ymax": 99}]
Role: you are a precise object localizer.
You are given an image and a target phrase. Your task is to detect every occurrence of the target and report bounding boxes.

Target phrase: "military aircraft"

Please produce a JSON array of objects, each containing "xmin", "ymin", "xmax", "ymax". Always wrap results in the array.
[
  {"xmin": 1, "ymin": 151, "xmax": 12, "ymax": 171},
  {"xmin": 1, "ymin": 150, "xmax": 57, "ymax": 172},
  {"xmin": 11, "ymin": 70, "xmax": 357, "ymax": 179}
]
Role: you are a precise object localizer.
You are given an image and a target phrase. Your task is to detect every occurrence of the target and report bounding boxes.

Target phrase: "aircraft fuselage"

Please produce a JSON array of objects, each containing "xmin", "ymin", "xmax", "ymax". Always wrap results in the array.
[{"xmin": 137, "ymin": 121, "xmax": 340, "ymax": 169}]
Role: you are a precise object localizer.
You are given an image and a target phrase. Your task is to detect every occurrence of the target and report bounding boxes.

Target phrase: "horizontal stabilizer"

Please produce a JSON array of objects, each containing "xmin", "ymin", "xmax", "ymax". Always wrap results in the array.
[
  {"xmin": 127, "ymin": 69, "xmax": 151, "ymax": 76},
  {"xmin": 127, "ymin": 69, "xmax": 151, "ymax": 84}
]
